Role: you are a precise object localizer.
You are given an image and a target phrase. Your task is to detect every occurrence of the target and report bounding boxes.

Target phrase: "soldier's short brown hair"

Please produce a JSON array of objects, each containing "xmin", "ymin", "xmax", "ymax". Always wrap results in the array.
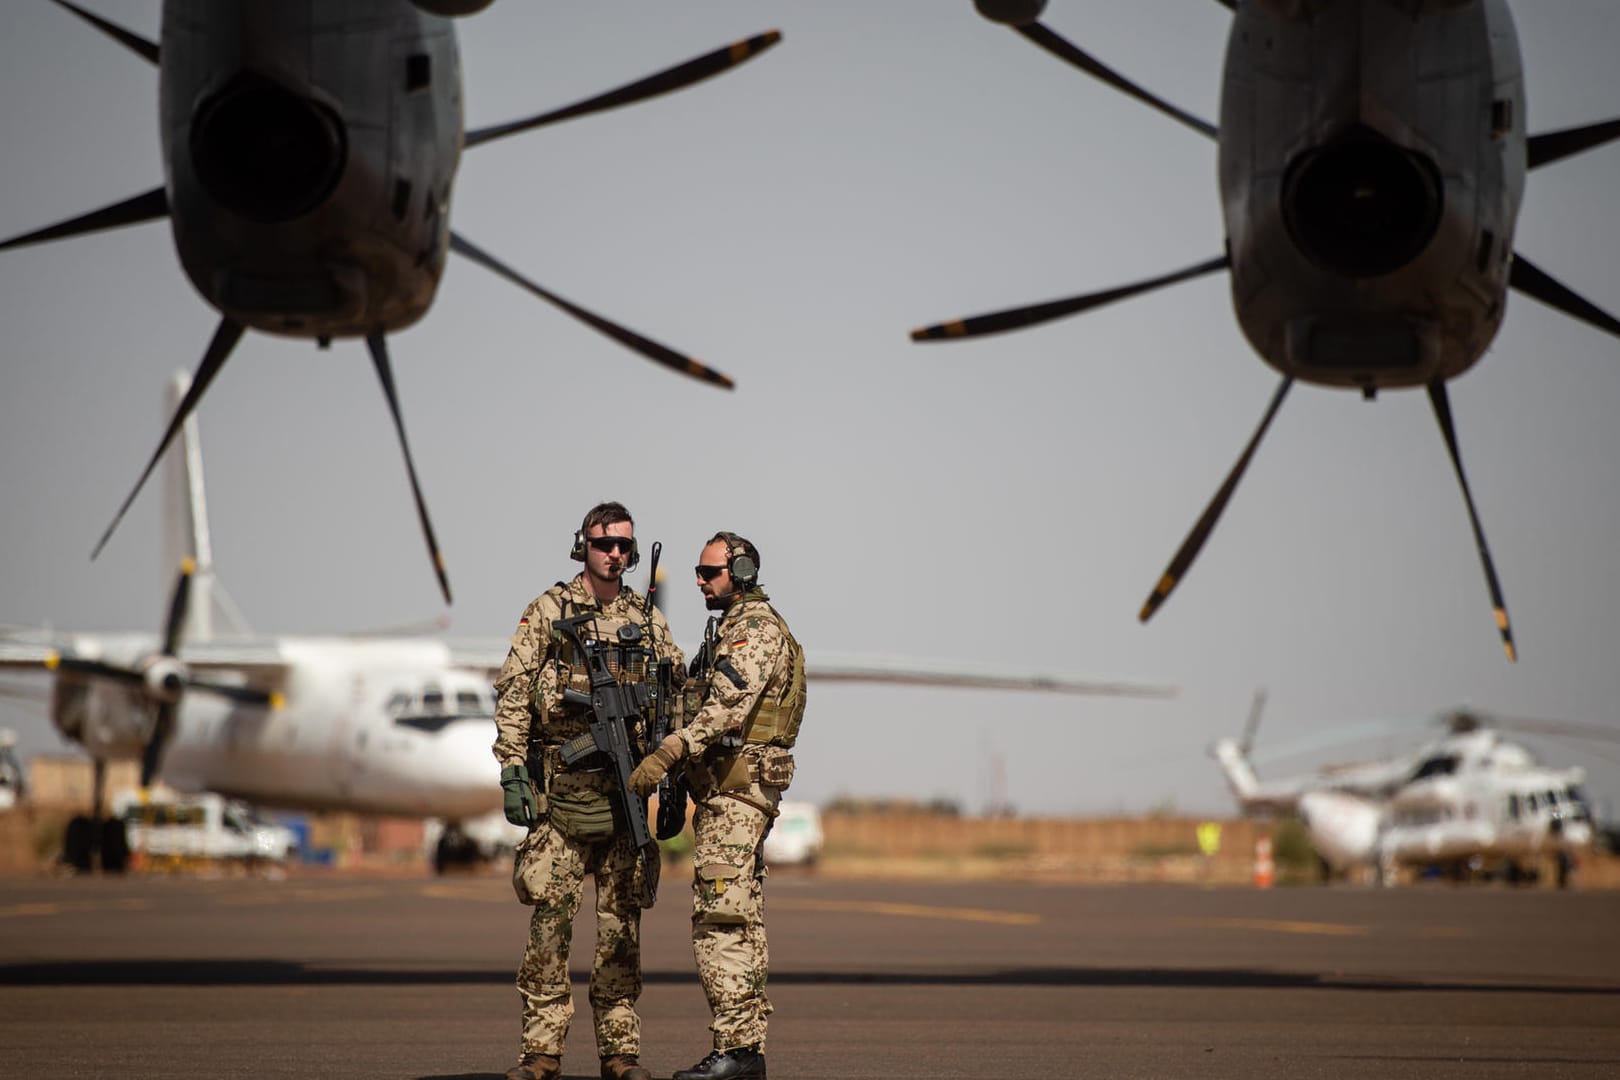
[
  {"xmin": 582, "ymin": 501, "xmax": 634, "ymax": 534},
  {"xmin": 708, "ymin": 531, "xmax": 759, "ymax": 574}
]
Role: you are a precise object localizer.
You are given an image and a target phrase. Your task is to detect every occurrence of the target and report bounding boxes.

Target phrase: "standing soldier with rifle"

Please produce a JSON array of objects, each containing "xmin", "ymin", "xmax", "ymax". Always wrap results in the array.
[
  {"xmin": 631, "ymin": 532, "xmax": 805, "ymax": 1080},
  {"xmin": 492, "ymin": 502, "xmax": 684, "ymax": 1080}
]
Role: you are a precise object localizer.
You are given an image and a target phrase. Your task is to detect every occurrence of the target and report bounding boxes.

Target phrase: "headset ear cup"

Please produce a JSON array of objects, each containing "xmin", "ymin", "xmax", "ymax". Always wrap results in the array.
[
  {"xmin": 730, "ymin": 554, "xmax": 758, "ymax": 590},
  {"xmin": 570, "ymin": 531, "xmax": 586, "ymax": 562},
  {"xmin": 626, "ymin": 538, "xmax": 641, "ymax": 571}
]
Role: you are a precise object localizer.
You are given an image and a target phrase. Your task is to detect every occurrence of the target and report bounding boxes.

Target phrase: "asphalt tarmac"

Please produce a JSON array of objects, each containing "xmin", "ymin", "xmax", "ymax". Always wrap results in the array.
[{"xmin": 1, "ymin": 870, "xmax": 1617, "ymax": 1079}]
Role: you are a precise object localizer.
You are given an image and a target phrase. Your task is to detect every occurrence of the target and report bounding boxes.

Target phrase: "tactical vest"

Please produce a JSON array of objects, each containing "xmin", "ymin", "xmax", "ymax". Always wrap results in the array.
[
  {"xmin": 740, "ymin": 604, "xmax": 806, "ymax": 749},
  {"xmin": 533, "ymin": 584, "xmax": 655, "ymax": 715}
]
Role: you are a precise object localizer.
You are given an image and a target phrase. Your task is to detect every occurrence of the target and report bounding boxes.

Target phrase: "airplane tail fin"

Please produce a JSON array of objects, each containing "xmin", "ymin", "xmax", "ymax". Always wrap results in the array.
[
  {"xmin": 161, "ymin": 373, "xmax": 249, "ymax": 640},
  {"xmin": 1211, "ymin": 737, "xmax": 1262, "ymax": 805}
]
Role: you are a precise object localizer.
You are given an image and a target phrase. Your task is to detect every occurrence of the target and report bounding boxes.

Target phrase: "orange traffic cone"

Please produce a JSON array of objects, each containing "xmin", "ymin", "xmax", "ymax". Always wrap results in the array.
[{"xmin": 1253, "ymin": 835, "xmax": 1275, "ymax": 889}]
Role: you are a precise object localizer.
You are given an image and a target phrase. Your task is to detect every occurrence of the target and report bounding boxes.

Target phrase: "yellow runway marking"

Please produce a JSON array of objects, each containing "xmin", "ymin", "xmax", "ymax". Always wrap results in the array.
[
  {"xmin": 0, "ymin": 898, "xmax": 152, "ymax": 919},
  {"xmin": 419, "ymin": 883, "xmax": 509, "ymax": 902},
  {"xmin": 1178, "ymin": 916, "xmax": 1369, "ymax": 937},
  {"xmin": 775, "ymin": 898, "xmax": 1040, "ymax": 927},
  {"xmin": 217, "ymin": 886, "xmax": 388, "ymax": 906}
]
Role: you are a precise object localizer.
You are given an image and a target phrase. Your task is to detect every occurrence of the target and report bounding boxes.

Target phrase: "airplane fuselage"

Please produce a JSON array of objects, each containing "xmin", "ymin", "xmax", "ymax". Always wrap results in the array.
[
  {"xmin": 1222, "ymin": 0, "xmax": 1526, "ymax": 391},
  {"xmin": 161, "ymin": 0, "xmax": 463, "ymax": 339},
  {"xmin": 51, "ymin": 636, "xmax": 499, "ymax": 820}
]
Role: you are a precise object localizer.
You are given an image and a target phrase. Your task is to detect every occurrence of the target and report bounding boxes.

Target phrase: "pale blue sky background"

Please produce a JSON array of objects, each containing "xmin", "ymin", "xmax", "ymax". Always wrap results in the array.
[{"xmin": 3, "ymin": 1, "xmax": 1620, "ymax": 817}]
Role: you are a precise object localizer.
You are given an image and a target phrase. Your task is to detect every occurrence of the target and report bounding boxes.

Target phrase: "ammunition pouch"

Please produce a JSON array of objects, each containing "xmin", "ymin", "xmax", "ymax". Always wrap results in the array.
[
  {"xmin": 546, "ymin": 789, "xmax": 617, "ymax": 842},
  {"xmin": 693, "ymin": 862, "xmax": 750, "ymax": 925},
  {"xmin": 755, "ymin": 745, "xmax": 796, "ymax": 789}
]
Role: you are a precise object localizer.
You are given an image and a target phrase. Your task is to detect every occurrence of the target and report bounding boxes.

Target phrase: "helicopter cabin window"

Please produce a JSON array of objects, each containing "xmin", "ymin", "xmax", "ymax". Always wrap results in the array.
[
  {"xmin": 1506, "ymin": 794, "xmax": 1521, "ymax": 821},
  {"xmin": 1524, "ymin": 792, "xmax": 1539, "ymax": 812},
  {"xmin": 406, "ymin": 53, "xmax": 432, "ymax": 93},
  {"xmin": 1410, "ymin": 754, "xmax": 1459, "ymax": 781},
  {"xmin": 1545, "ymin": 790, "xmax": 1560, "ymax": 809}
]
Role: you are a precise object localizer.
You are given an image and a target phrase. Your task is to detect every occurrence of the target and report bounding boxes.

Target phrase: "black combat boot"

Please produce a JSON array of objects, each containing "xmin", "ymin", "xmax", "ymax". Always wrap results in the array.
[
  {"xmin": 672, "ymin": 1046, "xmax": 766, "ymax": 1080},
  {"xmin": 601, "ymin": 1053, "xmax": 653, "ymax": 1080},
  {"xmin": 506, "ymin": 1052, "xmax": 561, "ymax": 1080}
]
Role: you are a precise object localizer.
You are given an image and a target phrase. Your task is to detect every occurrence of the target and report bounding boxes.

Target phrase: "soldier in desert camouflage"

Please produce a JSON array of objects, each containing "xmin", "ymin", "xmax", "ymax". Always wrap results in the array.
[
  {"xmin": 493, "ymin": 502, "xmax": 683, "ymax": 1080},
  {"xmin": 631, "ymin": 532, "xmax": 805, "ymax": 1080}
]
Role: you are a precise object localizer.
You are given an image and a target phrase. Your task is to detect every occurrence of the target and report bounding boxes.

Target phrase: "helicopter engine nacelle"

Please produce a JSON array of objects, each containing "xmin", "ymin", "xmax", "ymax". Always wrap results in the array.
[
  {"xmin": 974, "ymin": 1, "xmax": 1047, "ymax": 27},
  {"xmin": 1298, "ymin": 790, "xmax": 1381, "ymax": 872},
  {"xmin": 410, "ymin": 0, "xmax": 496, "ymax": 15}
]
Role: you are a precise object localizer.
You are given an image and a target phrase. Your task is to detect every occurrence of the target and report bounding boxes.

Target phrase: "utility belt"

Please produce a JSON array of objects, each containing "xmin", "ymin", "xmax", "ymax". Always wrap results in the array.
[{"xmin": 686, "ymin": 742, "xmax": 795, "ymax": 796}]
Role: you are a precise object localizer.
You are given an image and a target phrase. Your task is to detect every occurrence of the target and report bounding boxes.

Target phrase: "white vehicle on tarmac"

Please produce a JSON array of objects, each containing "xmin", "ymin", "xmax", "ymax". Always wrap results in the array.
[
  {"xmin": 764, "ymin": 802, "xmax": 824, "ymax": 867},
  {"xmin": 114, "ymin": 790, "xmax": 297, "ymax": 866}
]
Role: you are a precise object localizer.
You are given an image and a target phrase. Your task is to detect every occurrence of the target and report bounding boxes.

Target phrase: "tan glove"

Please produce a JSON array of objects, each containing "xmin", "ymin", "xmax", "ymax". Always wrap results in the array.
[{"xmin": 630, "ymin": 734, "xmax": 685, "ymax": 797}]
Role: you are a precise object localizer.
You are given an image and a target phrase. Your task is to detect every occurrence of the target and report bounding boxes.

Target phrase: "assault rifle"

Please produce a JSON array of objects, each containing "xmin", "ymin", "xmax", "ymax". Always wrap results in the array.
[
  {"xmin": 553, "ymin": 614, "xmax": 654, "ymax": 854},
  {"xmin": 651, "ymin": 656, "xmax": 688, "ymax": 840}
]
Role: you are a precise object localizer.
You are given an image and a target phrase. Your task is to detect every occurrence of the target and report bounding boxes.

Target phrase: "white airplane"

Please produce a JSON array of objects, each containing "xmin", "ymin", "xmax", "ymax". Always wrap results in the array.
[
  {"xmin": 1214, "ymin": 703, "xmax": 1599, "ymax": 886},
  {"xmin": 0, "ymin": 374, "xmax": 1176, "ymax": 874},
  {"xmin": 0, "ymin": 1, "xmax": 780, "ymax": 604},
  {"xmin": 918, "ymin": 1, "xmax": 1620, "ymax": 659}
]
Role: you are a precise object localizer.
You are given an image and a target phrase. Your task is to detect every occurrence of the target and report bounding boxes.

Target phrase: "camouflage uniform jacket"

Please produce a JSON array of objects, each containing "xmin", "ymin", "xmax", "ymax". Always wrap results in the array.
[
  {"xmin": 680, "ymin": 589, "xmax": 796, "ymax": 762},
  {"xmin": 493, "ymin": 574, "xmax": 684, "ymax": 791}
]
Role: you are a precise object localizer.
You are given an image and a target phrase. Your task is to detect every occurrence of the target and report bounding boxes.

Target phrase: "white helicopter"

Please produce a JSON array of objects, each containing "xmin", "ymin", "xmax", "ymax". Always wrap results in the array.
[
  {"xmin": 0, "ymin": 0, "xmax": 781, "ymax": 605},
  {"xmin": 917, "ymin": 1, "xmax": 1620, "ymax": 660},
  {"xmin": 1214, "ymin": 695, "xmax": 1600, "ymax": 886},
  {"xmin": 0, "ymin": 374, "xmax": 1176, "ymax": 874}
]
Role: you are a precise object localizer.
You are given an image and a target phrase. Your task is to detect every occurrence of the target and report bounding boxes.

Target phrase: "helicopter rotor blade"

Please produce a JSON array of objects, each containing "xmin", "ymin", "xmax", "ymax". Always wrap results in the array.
[
  {"xmin": 450, "ymin": 232, "xmax": 735, "ymax": 388},
  {"xmin": 365, "ymin": 334, "xmax": 453, "ymax": 607},
  {"xmin": 465, "ymin": 30, "xmax": 782, "ymax": 148},
  {"xmin": 1140, "ymin": 377, "xmax": 1294, "ymax": 623},
  {"xmin": 0, "ymin": 187, "xmax": 168, "ymax": 254},
  {"xmin": 1426, "ymin": 380, "xmax": 1517, "ymax": 663},
  {"xmin": 1014, "ymin": 22, "xmax": 1216, "ymax": 139},
  {"xmin": 911, "ymin": 254, "xmax": 1229, "ymax": 342},
  {"xmin": 92, "ymin": 318, "xmax": 244, "ymax": 561}
]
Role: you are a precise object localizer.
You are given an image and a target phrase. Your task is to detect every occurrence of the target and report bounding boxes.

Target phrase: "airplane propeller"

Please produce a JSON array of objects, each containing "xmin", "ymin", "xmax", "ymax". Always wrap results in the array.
[
  {"xmin": 464, "ymin": 31, "xmax": 781, "ymax": 147},
  {"xmin": 41, "ymin": 559, "xmax": 280, "ymax": 787},
  {"xmin": 450, "ymin": 234, "xmax": 734, "ymax": 388},
  {"xmin": 1011, "ymin": 21, "xmax": 1215, "ymax": 138},
  {"xmin": 1427, "ymin": 381, "xmax": 1516, "ymax": 662},
  {"xmin": 911, "ymin": 255, "xmax": 1229, "ymax": 341},
  {"xmin": 0, "ymin": 8, "xmax": 781, "ymax": 608},
  {"xmin": 1139, "ymin": 377, "xmax": 1292, "ymax": 623}
]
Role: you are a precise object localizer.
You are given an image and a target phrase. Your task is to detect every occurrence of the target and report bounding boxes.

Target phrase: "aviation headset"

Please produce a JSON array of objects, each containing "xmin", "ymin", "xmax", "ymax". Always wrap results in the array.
[
  {"xmin": 570, "ymin": 510, "xmax": 641, "ymax": 570},
  {"xmin": 716, "ymin": 531, "xmax": 759, "ymax": 592}
]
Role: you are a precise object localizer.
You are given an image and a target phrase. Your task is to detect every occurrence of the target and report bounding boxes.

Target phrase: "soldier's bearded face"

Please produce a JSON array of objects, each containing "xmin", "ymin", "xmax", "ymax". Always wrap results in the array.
[
  {"xmin": 584, "ymin": 522, "xmax": 634, "ymax": 583},
  {"xmin": 696, "ymin": 540, "xmax": 734, "ymax": 610}
]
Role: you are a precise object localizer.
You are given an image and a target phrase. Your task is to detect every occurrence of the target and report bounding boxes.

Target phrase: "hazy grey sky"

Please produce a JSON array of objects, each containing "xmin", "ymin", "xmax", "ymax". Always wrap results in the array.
[{"xmin": 3, "ymin": 1, "xmax": 1620, "ymax": 818}]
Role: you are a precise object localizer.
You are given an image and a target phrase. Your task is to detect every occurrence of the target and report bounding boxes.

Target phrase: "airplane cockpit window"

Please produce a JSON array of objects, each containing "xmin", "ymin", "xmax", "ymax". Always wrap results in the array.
[
  {"xmin": 393, "ymin": 683, "xmax": 493, "ymax": 733},
  {"xmin": 1409, "ymin": 754, "xmax": 1459, "ymax": 782},
  {"xmin": 384, "ymin": 691, "xmax": 412, "ymax": 717}
]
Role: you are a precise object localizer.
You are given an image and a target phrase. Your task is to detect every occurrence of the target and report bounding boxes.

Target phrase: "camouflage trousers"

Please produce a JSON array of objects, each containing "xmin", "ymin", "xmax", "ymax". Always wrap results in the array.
[
  {"xmin": 690, "ymin": 787, "xmax": 781, "ymax": 1050},
  {"xmin": 512, "ymin": 822, "xmax": 657, "ymax": 1059}
]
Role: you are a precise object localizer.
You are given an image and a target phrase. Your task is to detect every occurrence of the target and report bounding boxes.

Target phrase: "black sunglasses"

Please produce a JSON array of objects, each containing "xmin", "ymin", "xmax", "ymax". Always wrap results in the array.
[
  {"xmin": 587, "ymin": 536, "xmax": 635, "ymax": 554},
  {"xmin": 694, "ymin": 564, "xmax": 727, "ymax": 581}
]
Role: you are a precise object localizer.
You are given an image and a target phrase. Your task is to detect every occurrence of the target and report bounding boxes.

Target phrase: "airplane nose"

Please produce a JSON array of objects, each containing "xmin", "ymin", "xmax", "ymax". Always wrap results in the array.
[{"xmin": 190, "ymin": 72, "xmax": 347, "ymax": 224}]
